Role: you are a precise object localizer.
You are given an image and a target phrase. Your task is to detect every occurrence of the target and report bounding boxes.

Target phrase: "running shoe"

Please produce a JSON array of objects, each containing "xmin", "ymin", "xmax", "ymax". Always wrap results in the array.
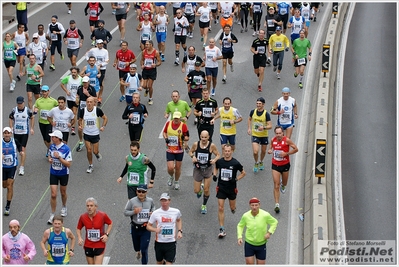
[
  {"xmin": 313, "ymin": 17, "xmax": 316, "ymax": 22},
  {"xmin": 252, "ymin": 31, "xmax": 257, "ymax": 37},
  {"xmin": 298, "ymin": 82, "xmax": 303, "ymax": 89},
  {"xmin": 197, "ymin": 183, "xmax": 204, "ymax": 198},
  {"xmin": 259, "ymin": 162, "xmax": 264, "ymax": 171},
  {"xmin": 71, "ymin": 127, "xmax": 76, "ymax": 135},
  {"xmin": 167, "ymin": 176, "xmax": 173, "ymax": 186},
  {"xmin": 49, "ymin": 64, "xmax": 55, "ymax": 70},
  {"xmin": 230, "ymin": 64, "xmax": 234, "ymax": 72},
  {"xmin": 16, "ymin": 75, "xmax": 21, "ymax": 81},
  {"xmin": 174, "ymin": 181, "xmax": 180, "ymax": 190},
  {"xmin": 231, "ymin": 209, "xmax": 236, "ymax": 214},
  {"xmin": 240, "ymin": 28, "xmax": 243, "ymax": 33},
  {"xmin": 208, "ymin": 27, "xmax": 212, "ymax": 32},
  {"xmin": 183, "ymin": 51, "xmax": 187, "ymax": 58},
  {"xmin": 18, "ymin": 166, "xmax": 24, "ymax": 176},
  {"xmin": 211, "ymin": 88, "xmax": 215, "ymax": 96},
  {"xmin": 61, "ymin": 207, "xmax": 67, "ymax": 217},
  {"xmin": 258, "ymin": 85, "xmax": 262, "ymax": 92},
  {"xmin": 76, "ymin": 142, "xmax": 84, "ymax": 152},
  {"xmin": 97, "ymin": 98, "xmax": 102, "ymax": 106},
  {"xmin": 294, "ymin": 72, "xmax": 298, "ymax": 78},
  {"xmin": 274, "ymin": 203, "xmax": 280, "ymax": 213},
  {"xmin": 95, "ymin": 153, "xmax": 102, "ymax": 162},
  {"xmin": 9, "ymin": 83, "xmax": 15, "ymax": 92},
  {"xmin": 161, "ymin": 54, "xmax": 165, "ymax": 62},
  {"xmin": 237, "ymin": 21, "xmax": 241, "ymax": 25},
  {"xmin": 273, "ymin": 66, "xmax": 277, "ymax": 72},
  {"xmin": 48, "ymin": 213, "xmax": 55, "ymax": 224},
  {"xmin": 112, "ymin": 9, "xmax": 116, "ymax": 15},
  {"xmin": 148, "ymin": 99, "xmax": 153, "ymax": 105},
  {"xmin": 222, "ymin": 76, "xmax": 226, "ymax": 83},
  {"xmin": 276, "ymin": 73, "xmax": 281, "ymax": 79},
  {"xmin": 201, "ymin": 36, "xmax": 204, "ymax": 42},
  {"xmin": 86, "ymin": 165, "xmax": 94, "ymax": 173},
  {"xmin": 68, "ymin": 9, "xmax": 71, "ymax": 14},
  {"xmin": 194, "ymin": 117, "xmax": 198, "ymax": 125},
  {"xmin": 4, "ymin": 206, "xmax": 10, "ymax": 216},
  {"xmin": 201, "ymin": 205, "xmax": 207, "ymax": 214},
  {"xmin": 174, "ymin": 58, "xmax": 179, "ymax": 66},
  {"xmin": 218, "ymin": 227, "xmax": 226, "ymax": 238},
  {"xmin": 136, "ymin": 252, "xmax": 141, "ymax": 260},
  {"xmin": 144, "ymin": 89, "xmax": 149, "ymax": 97},
  {"xmin": 245, "ymin": 27, "xmax": 248, "ymax": 32},
  {"xmin": 60, "ymin": 54, "xmax": 64, "ymax": 60},
  {"xmin": 119, "ymin": 95, "xmax": 125, "ymax": 102},
  {"xmin": 266, "ymin": 58, "xmax": 271, "ymax": 64},
  {"xmin": 253, "ymin": 163, "xmax": 259, "ymax": 173},
  {"xmin": 280, "ymin": 184, "xmax": 286, "ymax": 194}
]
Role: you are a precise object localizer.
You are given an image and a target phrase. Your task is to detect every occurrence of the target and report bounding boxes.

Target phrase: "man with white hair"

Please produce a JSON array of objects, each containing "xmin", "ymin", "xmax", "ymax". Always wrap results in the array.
[{"xmin": 2, "ymin": 219, "xmax": 36, "ymax": 264}]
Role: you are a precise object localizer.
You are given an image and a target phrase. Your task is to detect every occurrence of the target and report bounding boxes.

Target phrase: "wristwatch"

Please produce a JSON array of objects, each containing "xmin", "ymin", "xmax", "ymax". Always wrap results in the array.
[{"xmin": 178, "ymin": 230, "xmax": 183, "ymax": 233}]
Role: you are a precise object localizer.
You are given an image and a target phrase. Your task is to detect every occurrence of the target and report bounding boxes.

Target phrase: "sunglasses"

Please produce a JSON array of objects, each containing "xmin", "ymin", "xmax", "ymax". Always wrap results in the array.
[{"xmin": 137, "ymin": 190, "xmax": 147, "ymax": 193}]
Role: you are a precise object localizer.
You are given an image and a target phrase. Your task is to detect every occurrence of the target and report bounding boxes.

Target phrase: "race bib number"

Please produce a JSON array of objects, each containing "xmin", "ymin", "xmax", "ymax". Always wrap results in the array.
[
  {"xmin": 68, "ymin": 40, "xmax": 76, "ymax": 45},
  {"xmin": 17, "ymin": 42, "xmax": 23, "ymax": 47},
  {"xmin": 80, "ymin": 101, "xmax": 86, "ymax": 109},
  {"xmin": 257, "ymin": 46, "xmax": 265, "ymax": 54},
  {"xmin": 157, "ymin": 25, "xmax": 165, "ymax": 32},
  {"xmin": 85, "ymin": 119, "xmax": 96, "ymax": 128},
  {"xmin": 297, "ymin": 58, "xmax": 306, "ymax": 65},
  {"xmin": 168, "ymin": 136, "xmax": 178, "ymax": 147},
  {"xmin": 128, "ymin": 172, "xmax": 139, "ymax": 184},
  {"xmin": 223, "ymin": 39, "xmax": 231, "ymax": 48},
  {"xmin": 275, "ymin": 42, "xmax": 282, "ymax": 48},
  {"xmin": 222, "ymin": 120, "xmax": 232, "ymax": 129},
  {"xmin": 294, "ymin": 24, "xmax": 301, "ymax": 30},
  {"xmin": 52, "ymin": 160, "xmax": 63, "ymax": 170},
  {"xmin": 118, "ymin": 61, "xmax": 127, "ymax": 69},
  {"xmin": 267, "ymin": 19, "xmax": 274, "ymax": 27},
  {"xmin": 202, "ymin": 107, "xmax": 212, "ymax": 118},
  {"xmin": 89, "ymin": 78, "xmax": 97, "ymax": 87},
  {"xmin": 254, "ymin": 5, "xmax": 261, "ymax": 12},
  {"xmin": 254, "ymin": 123, "xmax": 263, "ymax": 132},
  {"xmin": 40, "ymin": 110, "xmax": 49, "ymax": 120},
  {"xmin": 3, "ymin": 155, "xmax": 13, "ymax": 166},
  {"xmin": 280, "ymin": 7, "xmax": 287, "ymax": 15},
  {"xmin": 141, "ymin": 33, "xmax": 150, "ymax": 41},
  {"xmin": 90, "ymin": 10, "xmax": 97, "ymax": 17},
  {"xmin": 273, "ymin": 150, "xmax": 285, "ymax": 161},
  {"xmin": 161, "ymin": 227, "xmax": 174, "ymax": 237},
  {"xmin": 201, "ymin": 14, "xmax": 208, "ymax": 20},
  {"xmin": 56, "ymin": 122, "xmax": 67, "ymax": 129},
  {"xmin": 50, "ymin": 33, "xmax": 58, "ymax": 41},
  {"xmin": 137, "ymin": 209, "xmax": 150, "ymax": 222},
  {"xmin": 87, "ymin": 229, "xmax": 101, "ymax": 242},
  {"xmin": 14, "ymin": 124, "xmax": 25, "ymax": 134},
  {"xmin": 220, "ymin": 168, "xmax": 232, "ymax": 181},
  {"xmin": 206, "ymin": 54, "xmax": 214, "ymax": 61},
  {"xmin": 130, "ymin": 113, "xmax": 140, "ymax": 124},
  {"xmin": 5, "ymin": 50, "xmax": 13, "ymax": 59},
  {"xmin": 51, "ymin": 244, "xmax": 65, "ymax": 257},
  {"xmin": 144, "ymin": 58, "xmax": 153, "ymax": 68},
  {"xmin": 197, "ymin": 152, "xmax": 209, "ymax": 164}
]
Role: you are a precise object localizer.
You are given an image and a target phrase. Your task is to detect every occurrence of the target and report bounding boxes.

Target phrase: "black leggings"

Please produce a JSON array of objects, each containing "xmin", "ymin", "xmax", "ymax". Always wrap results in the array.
[
  {"xmin": 240, "ymin": 9, "xmax": 249, "ymax": 28},
  {"xmin": 253, "ymin": 12, "xmax": 262, "ymax": 32}
]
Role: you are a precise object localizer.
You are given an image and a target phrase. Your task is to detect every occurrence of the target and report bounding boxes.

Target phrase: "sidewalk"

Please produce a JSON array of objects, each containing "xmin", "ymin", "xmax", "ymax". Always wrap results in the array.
[{"xmin": 2, "ymin": 2, "xmax": 47, "ymax": 32}]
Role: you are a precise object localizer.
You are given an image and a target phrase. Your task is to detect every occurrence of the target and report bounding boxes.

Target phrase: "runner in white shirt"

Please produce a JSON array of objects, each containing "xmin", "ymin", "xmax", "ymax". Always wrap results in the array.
[
  {"xmin": 27, "ymin": 32, "xmax": 48, "ymax": 71},
  {"xmin": 196, "ymin": 2, "xmax": 212, "ymax": 49},
  {"xmin": 47, "ymin": 96, "xmax": 75, "ymax": 144},
  {"xmin": 147, "ymin": 193, "xmax": 182, "ymax": 265},
  {"xmin": 203, "ymin": 38, "xmax": 222, "ymax": 96}
]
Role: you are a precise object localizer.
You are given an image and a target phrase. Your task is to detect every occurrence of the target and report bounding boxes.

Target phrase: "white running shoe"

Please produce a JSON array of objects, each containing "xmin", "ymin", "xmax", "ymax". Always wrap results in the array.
[{"xmin": 61, "ymin": 207, "xmax": 68, "ymax": 217}]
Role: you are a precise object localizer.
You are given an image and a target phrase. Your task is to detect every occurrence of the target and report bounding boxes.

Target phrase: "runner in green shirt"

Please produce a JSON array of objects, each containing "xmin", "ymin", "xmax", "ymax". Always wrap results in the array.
[
  {"xmin": 33, "ymin": 85, "xmax": 58, "ymax": 155},
  {"xmin": 237, "ymin": 197, "xmax": 278, "ymax": 264},
  {"xmin": 292, "ymin": 29, "xmax": 312, "ymax": 89},
  {"xmin": 164, "ymin": 90, "xmax": 192, "ymax": 124}
]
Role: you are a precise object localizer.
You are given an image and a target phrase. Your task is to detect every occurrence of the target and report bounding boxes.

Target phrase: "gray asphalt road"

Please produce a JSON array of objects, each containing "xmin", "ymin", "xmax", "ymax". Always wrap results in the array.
[
  {"xmin": 2, "ymin": 3, "xmax": 326, "ymax": 264},
  {"xmin": 342, "ymin": 2, "xmax": 397, "ymax": 244}
]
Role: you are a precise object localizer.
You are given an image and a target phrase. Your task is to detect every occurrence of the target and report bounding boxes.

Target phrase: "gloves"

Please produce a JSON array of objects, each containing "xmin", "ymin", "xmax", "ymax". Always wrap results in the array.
[
  {"xmin": 165, "ymin": 138, "xmax": 170, "ymax": 144},
  {"xmin": 213, "ymin": 175, "xmax": 217, "ymax": 182},
  {"xmin": 285, "ymin": 47, "xmax": 289, "ymax": 52}
]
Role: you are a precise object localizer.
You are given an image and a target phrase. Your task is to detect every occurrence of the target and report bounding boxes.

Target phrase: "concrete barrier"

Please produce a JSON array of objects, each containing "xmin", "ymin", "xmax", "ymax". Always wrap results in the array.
[{"xmin": 301, "ymin": 2, "xmax": 351, "ymax": 264}]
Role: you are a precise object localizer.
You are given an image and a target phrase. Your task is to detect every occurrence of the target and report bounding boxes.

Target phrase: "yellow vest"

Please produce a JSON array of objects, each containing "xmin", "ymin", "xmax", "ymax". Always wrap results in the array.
[
  {"xmin": 16, "ymin": 2, "xmax": 27, "ymax": 11},
  {"xmin": 219, "ymin": 107, "xmax": 236, "ymax": 135},
  {"xmin": 251, "ymin": 109, "xmax": 268, "ymax": 137},
  {"xmin": 167, "ymin": 122, "xmax": 184, "ymax": 153}
]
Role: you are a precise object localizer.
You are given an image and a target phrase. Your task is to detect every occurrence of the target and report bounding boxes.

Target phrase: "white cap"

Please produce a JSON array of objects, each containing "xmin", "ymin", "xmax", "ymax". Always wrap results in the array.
[
  {"xmin": 49, "ymin": 130, "xmax": 63, "ymax": 139},
  {"xmin": 32, "ymin": 33, "xmax": 39, "ymax": 38},
  {"xmin": 82, "ymin": 76, "xmax": 90, "ymax": 82},
  {"xmin": 3, "ymin": 127, "xmax": 12, "ymax": 133},
  {"xmin": 96, "ymin": 39, "xmax": 104, "ymax": 44}
]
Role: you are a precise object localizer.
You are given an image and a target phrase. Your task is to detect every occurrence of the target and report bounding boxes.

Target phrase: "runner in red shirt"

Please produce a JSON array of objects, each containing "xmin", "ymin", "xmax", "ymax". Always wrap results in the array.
[
  {"xmin": 140, "ymin": 40, "xmax": 161, "ymax": 105},
  {"xmin": 113, "ymin": 41, "xmax": 136, "ymax": 102},
  {"xmin": 76, "ymin": 197, "xmax": 113, "ymax": 264}
]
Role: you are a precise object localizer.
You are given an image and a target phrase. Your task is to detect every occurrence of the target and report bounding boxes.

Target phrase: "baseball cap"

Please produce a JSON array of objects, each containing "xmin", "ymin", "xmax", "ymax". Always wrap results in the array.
[
  {"xmin": 97, "ymin": 19, "xmax": 105, "ymax": 25},
  {"xmin": 173, "ymin": 111, "xmax": 182, "ymax": 119},
  {"xmin": 9, "ymin": 219, "xmax": 20, "ymax": 227},
  {"xmin": 276, "ymin": 26, "xmax": 282, "ymax": 31},
  {"xmin": 282, "ymin": 87, "xmax": 291, "ymax": 93},
  {"xmin": 256, "ymin": 97, "xmax": 265, "ymax": 104},
  {"xmin": 249, "ymin": 197, "xmax": 260, "ymax": 204},
  {"xmin": 3, "ymin": 127, "xmax": 12, "ymax": 133},
  {"xmin": 195, "ymin": 61, "xmax": 201, "ymax": 66},
  {"xmin": 82, "ymin": 76, "xmax": 90, "ymax": 82},
  {"xmin": 96, "ymin": 39, "xmax": 104, "ymax": 44},
  {"xmin": 137, "ymin": 184, "xmax": 148, "ymax": 191},
  {"xmin": 41, "ymin": 85, "xmax": 50, "ymax": 91},
  {"xmin": 49, "ymin": 130, "xmax": 63, "ymax": 139},
  {"xmin": 130, "ymin": 63, "xmax": 137, "ymax": 69},
  {"xmin": 159, "ymin": 193, "xmax": 170, "ymax": 200},
  {"xmin": 268, "ymin": 6, "xmax": 274, "ymax": 10},
  {"xmin": 16, "ymin": 96, "xmax": 24, "ymax": 104},
  {"xmin": 69, "ymin": 19, "xmax": 75, "ymax": 24},
  {"xmin": 32, "ymin": 32, "xmax": 39, "ymax": 38}
]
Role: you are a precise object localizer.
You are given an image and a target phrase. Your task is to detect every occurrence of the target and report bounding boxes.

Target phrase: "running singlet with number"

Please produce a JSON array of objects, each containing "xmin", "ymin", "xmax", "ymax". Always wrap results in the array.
[
  {"xmin": 10, "ymin": 107, "xmax": 31, "ymax": 135},
  {"xmin": 277, "ymin": 2, "xmax": 291, "ymax": 15},
  {"xmin": 124, "ymin": 73, "xmax": 141, "ymax": 96},
  {"xmin": 148, "ymin": 207, "xmax": 182, "ymax": 243},
  {"xmin": 143, "ymin": 49, "xmax": 156, "ymax": 69},
  {"xmin": 34, "ymin": 97, "xmax": 58, "ymax": 124},
  {"xmin": 46, "ymin": 227, "xmax": 70, "ymax": 264},
  {"xmin": 77, "ymin": 211, "xmax": 112, "ymax": 248},
  {"xmin": 140, "ymin": 21, "xmax": 152, "ymax": 42},
  {"xmin": 14, "ymin": 31, "xmax": 26, "ymax": 49},
  {"xmin": 65, "ymin": 28, "xmax": 80, "ymax": 49},
  {"xmin": 126, "ymin": 152, "xmax": 149, "ymax": 186},
  {"xmin": 289, "ymin": 16, "xmax": 305, "ymax": 35},
  {"xmin": 219, "ymin": 107, "xmax": 240, "ymax": 135},
  {"xmin": 292, "ymin": 37, "xmax": 311, "ymax": 59},
  {"xmin": 155, "ymin": 14, "xmax": 168, "ymax": 32},
  {"xmin": 26, "ymin": 63, "xmax": 41, "ymax": 85},
  {"xmin": 251, "ymin": 38, "xmax": 267, "ymax": 57},
  {"xmin": 86, "ymin": 64, "xmax": 100, "ymax": 91},
  {"xmin": 116, "ymin": 49, "xmax": 135, "ymax": 72},
  {"xmin": 88, "ymin": 2, "xmax": 101, "ymax": 21},
  {"xmin": 195, "ymin": 141, "xmax": 212, "ymax": 167},
  {"xmin": 2, "ymin": 138, "xmax": 19, "ymax": 168},
  {"xmin": 277, "ymin": 96, "xmax": 295, "ymax": 126},
  {"xmin": 81, "ymin": 106, "xmax": 103, "ymax": 136},
  {"xmin": 61, "ymin": 75, "xmax": 82, "ymax": 102},
  {"xmin": 215, "ymin": 157, "xmax": 243, "ymax": 190},
  {"xmin": 174, "ymin": 16, "xmax": 189, "ymax": 36},
  {"xmin": 47, "ymin": 107, "xmax": 75, "ymax": 133},
  {"xmin": 4, "ymin": 41, "xmax": 16, "ymax": 61},
  {"xmin": 28, "ymin": 42, "xmax": 47, "ymax": 64},
  {"xmin": 271, "ymin": 136, "xmax": 290, "ymax": 165},
  {"xmin": 166, "ymin": 121, "xmax": 184, "ymax": 154},
  {"xmin": 250, "ymin": 109, "xmax": 270, "ymax": 137},
  {"xmin": 49, "ymin": 142, "xmax": 72, "ymax": 175}
]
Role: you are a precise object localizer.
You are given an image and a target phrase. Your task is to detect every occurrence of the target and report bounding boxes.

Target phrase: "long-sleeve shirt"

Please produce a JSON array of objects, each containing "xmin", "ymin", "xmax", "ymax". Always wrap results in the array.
[
  {"xmin": 2, "ymin": 232, "xmax": 36, "ymax": 265},
  {"xmin": 237, "ymin": 209, "xmax": 278, "ymax": 246},
  {"xmin": 124, "ymin": 196, "xmax": 155, "ymax": 224}
]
